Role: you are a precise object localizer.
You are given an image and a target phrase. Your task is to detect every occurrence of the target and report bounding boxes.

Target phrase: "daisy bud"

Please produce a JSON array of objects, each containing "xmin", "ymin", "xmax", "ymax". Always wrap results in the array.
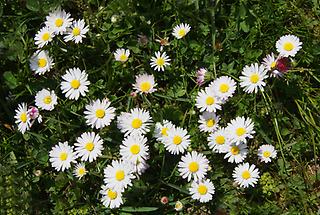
[
  {"xmin": 130, "ymin": 91, "xmax": 137, "ymax": 97},
  {"xmin": 174, "ymin": 201, "xmax": 183, "ymax": 211},
  {"xmin": 34, "ymin": 170, "xmax": 42, "ymax": 177},
  {"xmin": 160, "ymin": 196, "xmax": 169, "ymax": 205}
]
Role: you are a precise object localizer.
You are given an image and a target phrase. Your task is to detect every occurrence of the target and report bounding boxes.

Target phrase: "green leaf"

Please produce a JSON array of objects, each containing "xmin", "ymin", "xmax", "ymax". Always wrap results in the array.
[
  {"xmin": 120, "ymin": 206, "xmax": 158, "ymax": 212},
  {"xmin": 240, "ymin": 21, "xmax": 249, "ymax": 33},
  {"xmin": 3, "ymin": 71, "xmax": 18, "ymax": 89},
  {"xmin": 26, "ymin": 0, "xmax": 40, "ymax": 12}
]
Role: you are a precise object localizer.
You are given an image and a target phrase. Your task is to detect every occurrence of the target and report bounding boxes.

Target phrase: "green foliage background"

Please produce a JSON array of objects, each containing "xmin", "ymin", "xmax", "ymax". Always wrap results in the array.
[{"xmin": 0, "ymin": 0, "xmax": 319, "ymax": 214}]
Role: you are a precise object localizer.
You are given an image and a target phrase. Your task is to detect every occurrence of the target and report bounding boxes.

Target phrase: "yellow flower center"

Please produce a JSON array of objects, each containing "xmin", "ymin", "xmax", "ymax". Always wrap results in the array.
[
  {"xmin": 115, "ymin": 170, "xmax": 125, "ymax": 181},
  {"xmin": 219, "ymin": 83, "xmax": 230, "ymax": 93},
  {"xmin": 130, "ymin": 144, "xmax": 140, "ymax": 155},
  {"xmin": 206, "ymin": 119, "xmax": 215, "ymax": 127},
  {"xmin": 70, "ymin": 79, "xmax": 80, "ymax": 89},
  {"xmin": 197, "ymin": 185, "xmax": 208, "ymax": 195},
  {"xmin": 107, "ymin": 189, "xmax": 118, "ymax": 200},
  {"xmin": 43, "ymin": 96, "xmax": 52, "ymax": 104},
  {"xmin": 250, "ymin": 74, "xmax": 259, "ymax": 84},
  {"xmin": 131, "ymin": 118, "xmax": 142, "ymax": 129},
  {"xmin": 156, "ymin": 57, "xmax": 165, "ymax": 66},
  {"xmin": 188, "ymin": 161, "xmax": 199, "ymax": 173},
  {"xmin": 20, "ymin": 113, "xmax": 27, "ymax": 123},
  {"xmin": 161, "ymin": 127, "xmax": 169, "ymax": 136},
  {"xmin": 140, "ymin": 82, "xmax": 151, "ymax": 92},
  {"xmin": 38, "ymin": 58, "xmax": 47, "ymax": 68},
  {"xmin": 178, "ymin": 29, "xmax": 186, "ymax": 37},
  {"xmin": 42, "ymin": 32, "xmax": 50, "ymax": 41},
  {"xmin": 59, "ymin": 152, "xmax": 68, "ymax": 161},
  {"xmin": 55, "ymin": 18, "xmax": 64, "ymax": 27},
  {"xmin": 173, "ymin": 135, "xmax": 182, "ymax": 145},
  {"xmin": 231, "ymin": 146, "xmax": 240, "ymax": 155},
  {"xmin": 95, "ymin": 109, "xmax": 105, "ymax": 118},
  {"xmin": 271, "ymin": 61, "xmax": 277, "ymax": 69},
  {"xmin": 72, "ymin": 27, "xmax": 81, "ymax": 36},
  {"xmin": 119, "ymin": 54, "xmax": 128, "ymax": 62},
  {"xmin": 205, "ymin": 96, "xmax": 214, "ymax": 105},
  {"xmin": 236, "ymin": 127, "xmax": 246, "ymax": 136},
  {"xmin": 78, "ymin": 168, "xmax": 86, "ymax": 175},
  {"xmin": 85, "ymin": 142, "xmax": 94, "ymax": 151},
  {"xmin": 263, "ymin": 151, "xmax": 271, "ymax": 158},
  {"xmin": 283, "ymin": 42, "xmax": 294, "ymax": 51},
  {"xmin": 242, "ymin": 170, "xmax": 251, "ymax": 179},
  {"xmin": 215, "ymin": 136, "xmax": 225, "ymax": 145}
]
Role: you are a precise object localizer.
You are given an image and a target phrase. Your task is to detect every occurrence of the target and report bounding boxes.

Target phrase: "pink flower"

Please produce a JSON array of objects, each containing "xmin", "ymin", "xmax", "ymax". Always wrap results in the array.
[{"xmin": 196, "ymin": 68, "xmax": 207, "ymax": 86}]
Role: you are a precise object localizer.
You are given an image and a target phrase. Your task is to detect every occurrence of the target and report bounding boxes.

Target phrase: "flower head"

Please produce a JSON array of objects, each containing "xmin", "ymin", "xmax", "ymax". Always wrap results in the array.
[
  {"xmin": 30, "ymin": 50, "xmax": 54, "ymax": 75},
  {"xmin": 150, "ymin": 51, "xmax": 171, "ymax": 72},
  {"xmin": 49, "ymin": 142, "xmax": 76, "ymax": 171},
  {"xmin": 35, "ymin": 89, "xmax": 58, "ymax": 111},
  {"xmin": 189, "ymin": 179, "xmax": 215, "ymax": 203},
  {"xmin": 172, "ymin": 23, "xmax": 191, "ymax": 39},
  {"xmin": 224, "ymin": 143, "xmax": 248, "ymax": 163},
  {"xmin": 258, "ymin": 144, "xmax": 277, "ymax": 163},
  {"xmin": 114, "ymin": 48, "xmax": 130, "ymax": 62},
  {"xmin": 276, "ymin": 34, "xmax": 302, "ymax": 57},
  {"xmin": 207, "ymin": 127, "xmax": 230, "ymax": 153},
  {"xmin": 61, "ymin": 68, "xmax": 90, "ymax": 100},
  {"xmin": 75, "ymin": 132, "xmax": 104, "ymax": 162},
  {"xmin": 198, "ymin": 111, "xmax": 220, "ymax": 133},
  {"xmin": 45, "ymin": 8, "xmax": 73, "ymax": 35},
  {"xmin": 195, "ymin": 87, "xmax": 222, "ymax": 112},
  {"xmin": 73, "ymin": 163, "xmax": 87, "ymax": 179},
  {"xmin": 226, "ymin": 116, "xmax": 255, "ymax": 145},
  {"xmin": 163, "ymin": 126, "xmax": 191, "ymax": 155},
  {"xmin": 133, "ymin": 73, "xmax": 157, "ymax": 94},
  {"xmin": 34, "ymin": 26, "xmax": 54, "ymax": 48},
  {"xmin": 233, "ymin": 163, "xmax": 260, "ymax": 188},
  {"xmin": 239, "ymin": 63, "xmax": 268, "ymax": 93},
  {"xmin": 64, "ymin": 19, "xmax": 89, "ymax": 43},
  {"xmin": 14, "ymin": 103, "xmax": 31, "ymax": 134},
  {"xmin": 100, "ymin": 185, "xmax": 123, "ymax": 209}
]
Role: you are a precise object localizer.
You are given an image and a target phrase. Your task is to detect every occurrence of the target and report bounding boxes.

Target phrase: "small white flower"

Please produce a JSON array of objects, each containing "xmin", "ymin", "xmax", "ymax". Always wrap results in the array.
[
  {"xmin": 233, "ymin": 163, "xmax": 260, "ymax": 188},
  {"xmin": 258, "ymin": 144, "xmax": 277, "ymax": 163},
  {"xmin": 226, "ymin": 116, "xmax": 255, "ymax": 145},
  {"xmin": 100, "ymin": 185, "xmax": 123, "ymax": 209},
  {"xmin": 45, "ymin": 8, "xmax": 73, "ymax": 35},
  {"xmin": 224, "ymin": 143, "xmax": 248, "ymax": 163},
  {"xmin": 35, "ymin": 89, "xmax": 58, "ymax": 111},
  {"xmin": 209, "ymin": 76, "xmax": 237, "ymax": 101},
  {"xmin": 195, "ymin": 87, "xmax": 222, "ymax": 112},
  {"xmin": 64, "ymin": 19, "xmax": 89, "ymax": 43},
  {"xmin": 73, "ymin": 163, "xmax": 87, "ymax": 179},
  {"xmin": 262, "ymin": 53, "xmax": 283, "ymax": 78},
  {"xmin": 114, "ymin": 48, "xmax": 130, "ymax": 62},
  {"xmin": 133, "ymin": 73, "xmax": 157, "ymax": 94},
  {"xmin": 207, "ymin": 127, "xmax": 230, "ymax": 153},
  {"xmin": 150, "ymin": 51, "xmax": 171, "ymax": 72},
  {"xmin": 198, "ymin": 111, "xmax": 220, "ymax": 133},
  {"xmin": 30, "ymin": 50, "xmax": 54, "ymax": 75},
  {"xmin": 14, "ymin": 103, "xmax": 31, "ymax": 134},
  {"xmin": 119, "ymin": 133, "xmax": 149, "ymax": 163},
  {"xmin": 34, "ymin": 26, "xmax": 54, "ymax": 48},
  {"xmin": 239, "ymin": 63, "xmax": 268, "ymax": 93},
  {"xmin": 49, "ymin": 142, "xmax": 76, "ymax": 171},
  {"xmin": 174, "ymin": 201, "xmax": 183, "ymax": 212},
  {"xmin": 178, "ymin": 151, "xmax": 209, "ymax": 182},
  {"xmin": 60, "ymin": 67, "xmax": 90, "ymax": 100},
  {"xmin": 189, "ymin": 179, "xmax": 215, "ymax": 203},
  {"xmin": 172, "ymin": 23, "xmax": 191, "ymax": 39},
  {"xmin": 154, "ymin": 120, "xmax": 175, "ymax": 142},
  {"xmin": 276, "ymin": 34, "xmax": 302, "ymax": 57},
  {"xmin": 163, "ymin": 126, "xmax": 191, "ymax": 155},
  {"xmin": 75, "ymin": 132, "xmax": 104, "ymax": 162}
]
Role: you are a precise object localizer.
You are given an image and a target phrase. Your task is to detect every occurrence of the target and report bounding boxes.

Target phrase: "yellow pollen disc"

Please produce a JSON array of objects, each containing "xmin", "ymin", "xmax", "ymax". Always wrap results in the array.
[
  {"xmin": 20, "ymin": 113, "xmax": 27, "ymax": 123},
  {"xmin": 173, "ymin": 135, "xmax": 182, "ymax": 145},
  {"xmin": 215, "ymin": 136, "xmax": 225, "ymax": 145},
  {"xmin": 38, "ymin": 58, "xmax": 47, "ymax": 68},
  {"xmin": 140, "ymin": 82, "xmax": 151, "ymax": 92},
  {"xmin": 178, "ymin": 29, "xmax": 186, "ymax": 37},
  {"xmin": 60, "ymin": 152, "xmax": 68, "ymax": 161},
  {"xmin": 161, "ymin": 127, "xmax": 169, "ymax": 136},
  {"xmin": 250, "ymin": 74, "xmax": 259, "ymax": 84},
  {"xmin": 206, "ymin": 96, "xmax": 214, "ymax": 105},
  {"xmin": 85, "ymin": 142, "xmax": 94, "ymax": 151},
  {"xmin": 263, "ymin": 151, "xmax": 271, "ymax": 158},
  {"xmin": 130, "ymin": 144, "xmax": 140, "ymax": 155},
  {"xmin": 78, "ymin": 168, "xmax": 85, "ymax": 175},
  {"xmin": 115, "ymin": 170, "xmax": 125, "ymax": 181},
  {"xmin": 72, "ymin": 27, "xmax": 81, "ymax": 36},
  {"xmin": 236, "ymin": 127, "xmax": 246, "ymax": 136},
  {"xmin": 70, "ymin": 79, "xmax": 80, "ymax": 89},
  {"xmin": 188, "ymin": 161, "xmax": 199, "ymax": 173},
  {"xmin": 206, "ymin": 119, "xmax": 215, "ymax": 127},
  {"xmin": 119, "ymin": 54, "xmax": 127, "ymax": 62},
  {"xmin": 95, "ymin": 109, "xmax": 105, "ymax": 118},
  {"xmin": 197, "ymin": 185, "xmax": 208, "ymax": 195},
  {"xmin": 231, "ymin": 146, "xmax": 240, "ymax": 155},
  {"xmin": 55, "ymin": 18, "xmax": 64, "ymax": 27},
  {"xmin": 42, "ymin": 32, "xmax": 50, "ymax": 41},
  {"xmin": 107, "ymin": 189, "xmax": 118, "ymax": 200},
  {"xmin": 156, "ymin": 57, "xmax": 165, "ymax": 66},
  {"xmin": 219, "ymin": 83, "xmax": 230, "ymax": 93},
  {"xmin": 131, "ymin": 118, "xmax": 142, "ymax": 129},
  {"xmin": 242, "ymin": 170, "xmax": 251, "ymax": 179},
  {"xmin": 283, "ymin": 42, "xmax": 294, "ymax": 51},
  {"xmin": 270, "ymin": 61, "xmax": 276, "ymax": 69},
  {"xmin": 43, "ymin": 96, "xmax": 52, "ymax": 104}
]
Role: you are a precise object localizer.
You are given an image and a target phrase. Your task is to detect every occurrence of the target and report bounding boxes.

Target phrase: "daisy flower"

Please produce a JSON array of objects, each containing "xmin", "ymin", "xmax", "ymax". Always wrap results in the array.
[
  {"xmin": 209, "ymin": 76, "xmax": 237, "ymax": 101},
  {"xmin": 198, "ymin": 111, "xmax": 220, "ymax": 133},
  {"xmin": 239, "ymin": 63, "xmax": 268, "ymax": 93},
  {"xmin": 154, "ymin": 120, "xmax": 175, "ymax": 141},
  {"xmin": 258, "ymin": 144, "xmax": 277, "ymax": 163},
  {"xmin": 75, "ymin": 132, "xmax": 104, "ymax": 162},
  {"xmin": 49, "ymin": 142, "xmax": 76, "ymax": 171},
  {"xmin": 178, "ymin": 151, "xmax": 209, "ymax": 182},
  {"xmin": 114, "ymin": 48, "xmax": 130, "ymax": 62},
  {"xmin": 133, "ymin": 73, "xmax": 157, "ymax": 94},
  {"xmin": 119, "ymin": 133, "xmax": 149, "ymax": 163},
  {"xmin": 163, "ymin": 126, "xmax": 191, "ymax": 155},
  {"xmin": 73, "ymin": 163, "xmax": 87, "ymax": 179},
  {"xmin": 224, "ymin": 143, "xmax": 248, "ymax": 163},
  {"xmin": 195, "ymin": 87, "xmax": 222, "ymax": 112},
  {"xmin": 189, "ymin": 179, "xmax": 215, "ymax": 203},
  {"xmin": 34, "ymin": 26, "xmax": 54, "ymax": 48},
  {"xmin": 150, "ymin": 51, "xmax": 171, "ymax": 72},
  {"xmin": 35, "ymin": 89, "xmax": 58, "ymax": 111},
  {"xmin": 27, "ymin": 106, "xmax": 42, "ymax": 124},
  {"xmin": 14, "ymin": 103, "xmax": 31, "ymax": 134},
  {"xmin": 262, "ymin": 53, "xmax": 280, "ymax": 77},
  {"xmin": 117, "ymin": 108, "xmax": 152, "ymax": 136},
  {"xmin": 172, "ymin": 23, "xmax": 191, "ymax": 39},
  {"xmin": 60, "ymin": 67, "xmax": 90, "ymax": 100},
  {"xmin": 233, "ymin": 163, "xmax": 260, "ymax": 188},
  {"xmin": 207, "ymin": 128, "xmax": 230, "ymax": 153},
  {"xmin": 30, "ymin": 50, "xmax": 54, "ymax": 75},
  {"xmin": 100, "ymin": 185, "xmax": 123, "ymax": 209},
  {"xmin": 103, "ymin": 160, "xmax": 135, "ymax": 191},
  {"xmin": 276, "ymin": 34, "xmax": 302, "ymax": 57},
  {"xmin": 226, "ymin": 116, "xmax": 255, "ymax": 145},
  {"xmin": 45, "ymin": 8, "xmax": 73, "ymax": 35},
  {"xmin": 84, "ymin": 98, "xmax": 116, "ymax": 129},
  {"xmin": 64, "ymin": 19, "xmax": 89, "ymax": 43}
]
